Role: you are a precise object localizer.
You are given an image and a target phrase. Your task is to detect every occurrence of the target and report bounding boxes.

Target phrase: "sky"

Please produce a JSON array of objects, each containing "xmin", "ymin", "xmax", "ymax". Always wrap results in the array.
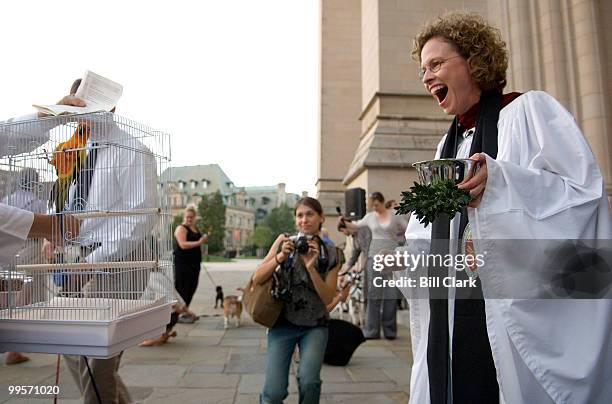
[{"xmin": 0, "ymin": 0, "xmax": 320, "ymax": 196}]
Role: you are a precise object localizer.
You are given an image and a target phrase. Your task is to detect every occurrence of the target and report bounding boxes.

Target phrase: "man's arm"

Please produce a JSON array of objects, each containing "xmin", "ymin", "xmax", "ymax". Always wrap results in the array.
[
  {"xmin": 0, "ymin": 96, "xmax": 86, "ymax": 157},
  {"xmin": 28, "ymin": 213, "xmax": 80, "ymax": 241},
  {"xmin": 0, "ymin": 204, "xmax": 78, "ymax": 263},
  {"xmin": 0, "ymin": 114, "xmax": 52, "ymax": 157}
]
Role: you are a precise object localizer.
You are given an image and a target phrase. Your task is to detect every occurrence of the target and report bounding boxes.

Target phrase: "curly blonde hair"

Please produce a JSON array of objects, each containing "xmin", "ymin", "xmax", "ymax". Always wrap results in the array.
[{"xmin": 412, "ymin": 12, "xmax": 508, "ymax": 92}]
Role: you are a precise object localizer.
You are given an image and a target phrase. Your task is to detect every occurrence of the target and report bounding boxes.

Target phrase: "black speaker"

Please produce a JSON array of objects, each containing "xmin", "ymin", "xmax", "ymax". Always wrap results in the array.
[{"xmin": 344, "ymin": 188, "xmax": 366, "ymax": 220}]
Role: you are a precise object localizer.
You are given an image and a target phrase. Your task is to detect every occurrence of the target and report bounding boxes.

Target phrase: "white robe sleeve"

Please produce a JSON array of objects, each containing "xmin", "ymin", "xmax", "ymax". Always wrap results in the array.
[
  {"xmin": 479, "ymin": 91, "xmax": 608, "ymax": 233},
  {"xmin": 0, "ymin": 203, "xmax": 34, "ymax": 263}
]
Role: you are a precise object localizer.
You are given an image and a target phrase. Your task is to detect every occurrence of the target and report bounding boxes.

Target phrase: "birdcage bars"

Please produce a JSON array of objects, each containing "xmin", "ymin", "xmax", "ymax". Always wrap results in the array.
[{"xmin": 0, "ymin": 111, "xmax": 174, "ymax": 357}]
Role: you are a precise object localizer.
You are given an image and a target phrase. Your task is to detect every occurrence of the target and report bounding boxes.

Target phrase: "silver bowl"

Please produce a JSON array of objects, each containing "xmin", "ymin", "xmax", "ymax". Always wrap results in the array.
[{"xmin": 412, "ymin": 158, "xmax": 478, "ymax": 185}]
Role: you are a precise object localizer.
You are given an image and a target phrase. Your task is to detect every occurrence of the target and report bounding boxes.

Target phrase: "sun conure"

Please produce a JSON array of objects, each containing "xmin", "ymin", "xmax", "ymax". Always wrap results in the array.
[{"xmin": 49, "ymin": 122, "xmax": 90, "ymax": 212}]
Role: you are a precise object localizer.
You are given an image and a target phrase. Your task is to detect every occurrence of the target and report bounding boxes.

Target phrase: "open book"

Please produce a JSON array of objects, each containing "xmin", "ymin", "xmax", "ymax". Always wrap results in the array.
[{"xmin": 33, "ymin": 71, "xmax": 123, "ymax": 116}]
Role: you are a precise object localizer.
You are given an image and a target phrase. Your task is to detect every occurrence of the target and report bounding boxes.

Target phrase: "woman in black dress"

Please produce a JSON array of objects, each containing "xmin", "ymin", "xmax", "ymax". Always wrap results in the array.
[{"xmin": 174, "ymin": 205, "xmax": 207, "ymax": 322}]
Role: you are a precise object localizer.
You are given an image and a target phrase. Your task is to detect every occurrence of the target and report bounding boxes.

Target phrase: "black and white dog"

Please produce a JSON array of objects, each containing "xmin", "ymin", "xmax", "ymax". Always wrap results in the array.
[{"xmin": 214, "ymin": 285, "xmax": 224, "ymax": 308}]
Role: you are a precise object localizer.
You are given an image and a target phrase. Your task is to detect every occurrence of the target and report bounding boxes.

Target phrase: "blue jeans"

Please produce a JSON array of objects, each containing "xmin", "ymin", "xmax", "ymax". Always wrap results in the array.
[{"xmin": 260, "ymin": 324, "xmax": 329, "ymax": 404}]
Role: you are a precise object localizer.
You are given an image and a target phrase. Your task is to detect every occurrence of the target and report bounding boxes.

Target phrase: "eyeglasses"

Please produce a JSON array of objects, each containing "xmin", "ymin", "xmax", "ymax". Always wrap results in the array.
[{"xmin": 418, "ymin": 55, "xmax": 463, "ymax": 79}]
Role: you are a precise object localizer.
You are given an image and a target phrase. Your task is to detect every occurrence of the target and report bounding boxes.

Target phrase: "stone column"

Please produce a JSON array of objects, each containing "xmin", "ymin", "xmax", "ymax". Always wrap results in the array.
[
  {"xmin": 497, "ymin": 0, "xmax": 611, "ymax": 197},
  {"xmin": 317, "ymin": 0, "xmax": 362, "ymax": 220},
  {"xmin": 598, "ymin": 0, "xmax": 612, "ymax": 198},
  {"xmin": 571, "ymin": 0, "xmax": 611, "ymax": 195}
]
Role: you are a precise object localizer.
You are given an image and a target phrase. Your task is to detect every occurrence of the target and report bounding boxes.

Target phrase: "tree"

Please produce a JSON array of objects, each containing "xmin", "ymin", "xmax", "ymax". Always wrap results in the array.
[
  {"xmin": 197, "ymin": 191, "xmax": 226, "ymax": 254},
  {"xmin": 250, "ymin": 224, "xmax": 273, "ymax": 249},
  {"xmin": 265, "ymin": 203, "xmax": 296, "ymax": 240}
]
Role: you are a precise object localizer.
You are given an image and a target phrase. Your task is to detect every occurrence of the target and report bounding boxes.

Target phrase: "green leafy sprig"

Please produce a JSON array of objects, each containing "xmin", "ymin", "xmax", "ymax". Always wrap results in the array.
[{"xmin": 395, "ymin": 179, "xmax": 472, "ymax": 227}]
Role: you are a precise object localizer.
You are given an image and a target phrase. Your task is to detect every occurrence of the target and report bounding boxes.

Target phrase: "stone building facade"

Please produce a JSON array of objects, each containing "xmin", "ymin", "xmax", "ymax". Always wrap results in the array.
[
  {"xmin": 224, "ymin": 191, "xmax": 256, "ymax": 253},
  {"xmin": 161, "ymin": 165, "xmax": 301, "ymax": 253},
  {"xmin": 161, "ymin": 164, "xmax": 256, "ymax": 253},
  {"xmin": 244, "ymin": 183, "xmax": 301, "ymax": 224},
  {"xmin": 318, "ymin": 0, "xmax": 612, "ymax": 243}
]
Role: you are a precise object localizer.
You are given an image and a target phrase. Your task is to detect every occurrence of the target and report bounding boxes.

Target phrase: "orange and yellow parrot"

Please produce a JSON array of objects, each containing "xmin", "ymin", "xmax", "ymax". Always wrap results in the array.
[{"xmin": 49, "ymin": 122, "xmax": 90, "ymax": 212}]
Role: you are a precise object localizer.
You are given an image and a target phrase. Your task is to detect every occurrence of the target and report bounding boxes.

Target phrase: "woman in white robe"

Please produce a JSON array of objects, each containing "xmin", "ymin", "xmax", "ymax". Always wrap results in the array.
[{"xmin": 399, "ymin": 12, "xmax": 612, "ymax": 404}]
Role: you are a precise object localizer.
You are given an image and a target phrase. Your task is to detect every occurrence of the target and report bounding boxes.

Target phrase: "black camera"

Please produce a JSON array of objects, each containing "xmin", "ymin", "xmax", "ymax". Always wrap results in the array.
[
  {"xmin": 271, "ymin": 234, "xmax": 329, "ymax": 302},
  {"xmin": 289, "ymin": 233, "xmax": 314, "ymax": 255}
]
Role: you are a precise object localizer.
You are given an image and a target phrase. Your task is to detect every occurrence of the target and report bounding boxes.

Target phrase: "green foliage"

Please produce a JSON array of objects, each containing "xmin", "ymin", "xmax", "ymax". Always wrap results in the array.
[
  {"xmin": 248, "ymin": 204, "xmax": 296, "ymax": 250},
  {"xmin": 196, "ymin": 191, "xmax": 226, "ymax": 254},
  {"xmin": 265, "ymin": 203, "xmax": 296, "ymax": 239},
  {"xmin": 251, "ymin": 224, "xmax": 273, "ymax": 249},
  {"xmin": 171, "ymin": 213, "xmax": 183, "ymax": 249},
  {"xmin": 396, "ymin": 180, "xmax": 472, "ymax": 227}
]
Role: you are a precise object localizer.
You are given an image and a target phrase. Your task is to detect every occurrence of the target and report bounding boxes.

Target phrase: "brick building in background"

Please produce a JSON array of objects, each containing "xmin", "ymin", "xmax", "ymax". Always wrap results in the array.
[{"xmin": 161, "ymin": 164, "xmax": 300, "ymax": 254}]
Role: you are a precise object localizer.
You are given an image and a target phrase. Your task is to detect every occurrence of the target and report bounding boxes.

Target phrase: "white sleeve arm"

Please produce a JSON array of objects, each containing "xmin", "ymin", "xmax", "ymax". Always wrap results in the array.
[
  {"xmin": 481, "ymin": 91, "xmax": 605, "ymax": 220},
  {"xmin": 355, "ymin": 213, "xmax": 370, "ymax": 228},
  {"xmin": 0, "ymin": 203, "xmax": 34, "ymax": 263},
  {"xmin": 0, "ymin": 114, "xmax": 56, "ymax": 157}
]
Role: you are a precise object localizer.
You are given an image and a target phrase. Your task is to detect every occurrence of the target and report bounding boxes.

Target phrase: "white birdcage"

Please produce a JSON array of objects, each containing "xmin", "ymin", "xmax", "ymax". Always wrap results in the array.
[{"xmin": 0, "ymin": 112, "xmax": 174, "ymax": 358}]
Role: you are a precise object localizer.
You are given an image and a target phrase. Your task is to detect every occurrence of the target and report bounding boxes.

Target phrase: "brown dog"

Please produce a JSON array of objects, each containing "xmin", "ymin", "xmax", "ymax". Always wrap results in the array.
[{"xmin": 223, "ymin": 288, "xmax": 243, "ymax": 329}]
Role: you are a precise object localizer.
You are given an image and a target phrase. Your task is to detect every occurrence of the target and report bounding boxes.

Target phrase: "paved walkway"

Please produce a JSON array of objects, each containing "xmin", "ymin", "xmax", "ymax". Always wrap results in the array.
[{"xmin": 0, "ymin": 260, "xmax": 413, "ymax": 403}]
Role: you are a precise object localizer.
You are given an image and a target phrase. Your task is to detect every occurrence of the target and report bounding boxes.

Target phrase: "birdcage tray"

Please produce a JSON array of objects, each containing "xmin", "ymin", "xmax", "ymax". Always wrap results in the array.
[{"xmin": 0, "ymin": 300, "xmax": 173, "ymax": 358}]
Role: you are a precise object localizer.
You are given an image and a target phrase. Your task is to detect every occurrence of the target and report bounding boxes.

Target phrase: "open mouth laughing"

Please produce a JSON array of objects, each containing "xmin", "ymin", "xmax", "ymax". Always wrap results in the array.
[{"xmin": 431, "ymin": 84, "xmax": 448, "ymax": 105}]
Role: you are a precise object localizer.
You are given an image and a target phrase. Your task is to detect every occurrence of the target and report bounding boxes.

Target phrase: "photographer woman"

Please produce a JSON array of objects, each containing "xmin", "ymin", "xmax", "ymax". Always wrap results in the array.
[{"xmin": 253, "ymin": 197, "xmax": 342, "ymax": 404}]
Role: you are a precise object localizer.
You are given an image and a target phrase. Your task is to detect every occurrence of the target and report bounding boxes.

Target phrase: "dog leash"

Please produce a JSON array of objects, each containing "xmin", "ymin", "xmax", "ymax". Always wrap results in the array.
[{"xmin": 201, "ymin": 263, "xmax": 219, "ymax": 287}]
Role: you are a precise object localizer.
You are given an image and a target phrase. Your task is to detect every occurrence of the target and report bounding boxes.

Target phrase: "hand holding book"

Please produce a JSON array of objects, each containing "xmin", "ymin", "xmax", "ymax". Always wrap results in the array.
[{"xmin": 34, "ymin": 71, "xmax": 123, "ymax": 116}]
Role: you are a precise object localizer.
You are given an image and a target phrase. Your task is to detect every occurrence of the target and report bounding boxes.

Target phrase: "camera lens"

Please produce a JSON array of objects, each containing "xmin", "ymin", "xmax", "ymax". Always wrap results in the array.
[{"xmin": 296, "ymin": 236, "xmax": 310, "ymax": 254}]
